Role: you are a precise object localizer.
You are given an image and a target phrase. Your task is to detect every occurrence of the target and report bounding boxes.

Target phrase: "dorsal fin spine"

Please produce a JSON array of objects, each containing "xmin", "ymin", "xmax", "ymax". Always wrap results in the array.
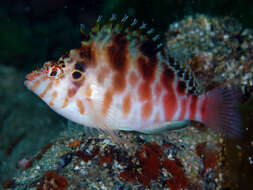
[
  {"xmin": 110, "ymin": 14, "xmax": 117, "ymax": 21},
  {"xmin": 121, "ymin": 14, "xmax": 128, "ymax": 22},
  {"xmin": 131, "ymin": 18, "xmax": 138, "ymax": 26}
]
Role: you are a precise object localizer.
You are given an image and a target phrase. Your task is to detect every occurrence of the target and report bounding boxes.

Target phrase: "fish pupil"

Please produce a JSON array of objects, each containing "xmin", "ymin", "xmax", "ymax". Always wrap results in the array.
[
  {"xmin": 50, "ymin": 70, "xmax": 57, "ymax": 77},
  {"xmin": 72, "ymin": 71, "xmax": 82, "ymax": 79}
]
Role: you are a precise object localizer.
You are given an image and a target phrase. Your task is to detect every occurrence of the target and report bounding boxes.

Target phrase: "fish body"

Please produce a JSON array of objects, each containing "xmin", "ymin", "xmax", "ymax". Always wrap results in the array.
[{"xmin": 25, "ymin": 16, "xmax": 241, "ymax": 137}]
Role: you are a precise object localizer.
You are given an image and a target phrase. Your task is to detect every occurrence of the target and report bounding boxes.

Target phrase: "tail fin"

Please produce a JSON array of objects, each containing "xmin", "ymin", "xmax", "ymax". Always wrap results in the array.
[{"xmin": 202, "ymin": 85, "xmax": 243, "ymax": 138}]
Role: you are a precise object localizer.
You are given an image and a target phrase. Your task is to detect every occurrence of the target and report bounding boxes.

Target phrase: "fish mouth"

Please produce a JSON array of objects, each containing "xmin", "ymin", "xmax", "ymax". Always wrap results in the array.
[
  {"xmin": 25, "ymin": 73, "xmax": 31, "ymax": 81},
  {"xmin": 24, "ymin": 73, "xmax": 34, "ymax": 89}
]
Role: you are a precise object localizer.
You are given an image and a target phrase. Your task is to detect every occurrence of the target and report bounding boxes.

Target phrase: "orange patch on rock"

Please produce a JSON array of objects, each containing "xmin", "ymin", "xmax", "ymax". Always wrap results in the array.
[
  {"xmin": 122, "ymin": 93, "xmax": 131, "ymax": 116},
  {"xmin": 76, "ymin": 99, "xmax": 85, "ymax": 115},
  {"xmin": 68, "ymin": 139, "xmax": 81, "ymax": 147},
  {"xmin": 141, "ymin": 101, "xmax": 153, "ymax": 119},
  {"xmin": 102, "ymin": 90, "xmax": 113, "ymax": 115},
  {"xmin": 98, "ymin": 154, "xmax": 113, "ymax": 165}
]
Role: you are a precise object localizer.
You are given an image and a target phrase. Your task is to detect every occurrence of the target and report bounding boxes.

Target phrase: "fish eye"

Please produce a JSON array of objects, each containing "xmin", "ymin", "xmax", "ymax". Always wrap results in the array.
[
  {"xmin": 72, "ymin": 70, "xmax": 83, "ymax": 80},
  {"xmin": 50, "ymin": 70, "xmax": 57, "ymax": 77},
  {"xmin": 48, "ymin": 67, "xmax": 62, "ymax": 79}
]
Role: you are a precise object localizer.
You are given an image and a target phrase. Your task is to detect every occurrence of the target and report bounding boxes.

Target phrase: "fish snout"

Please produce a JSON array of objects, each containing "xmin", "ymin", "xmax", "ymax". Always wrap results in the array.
[{"xmin": 24, "ymin": 69, "xmax": 46, "ymax": 90}]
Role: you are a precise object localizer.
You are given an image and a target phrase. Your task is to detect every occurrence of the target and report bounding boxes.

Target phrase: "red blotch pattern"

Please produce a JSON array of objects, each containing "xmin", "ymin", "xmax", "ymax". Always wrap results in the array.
[
  {"xmin": 122, "ymin": 93, "xmax": 132, "ymax": 116},
  {"xmin": 136, "ymin": 56, "xmax": 157, "ymax": 120},
  {"xmin": 137, "ymin": 57, "xmax": 157, "ymax": 82},
  {"xmin": 178, "ymin": 98, "xmax": 187, "ymax": 120},
  {"xmin": 107, "ymin": 34, "xmax": 129, "ymax": 94},
  {"xmin": 129, "ymin": 72, "xmax": 138, "ymax": 87},
  {"xmin": 102, "ymin": 90, "xmax": 113, "ymax": 116},
  {"xmin": 161, "ymin": 65, "xmax": 178, "ymax": 121},
  {"xmin": 137, "ymin": 57, "xmax": 157, "ymax": 102},
  {"xmin": 138, "ymin": 82, "xmax": 152, "ymax": 102},
  {"xmin": 162, "ymin": 93, "xmax": 177, "ymax": 121},
  {"xmin": 200, "ymin": 96, "xmax": 208, "ymax": 121},
  {"xmin": 189, "ymin": 95, "xmax": 198, "ymax": 120},
  {"xmin": 141, "ymin": 101, "xmax": 153, "ymax": 119},
  {"xmin": 113, "ymin": 73, "xmax": 126, "ymax": 92}
]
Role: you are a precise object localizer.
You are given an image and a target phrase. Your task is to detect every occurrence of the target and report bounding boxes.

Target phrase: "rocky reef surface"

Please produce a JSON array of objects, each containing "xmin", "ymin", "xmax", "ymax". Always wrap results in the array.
[{"xmin": 1, "ymin": 15, "xmax": 253, "ymax": 190}]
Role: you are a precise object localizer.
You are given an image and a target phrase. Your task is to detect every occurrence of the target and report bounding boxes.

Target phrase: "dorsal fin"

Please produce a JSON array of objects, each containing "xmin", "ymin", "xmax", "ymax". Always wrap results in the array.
[
  {"xmin": 165, "ymin": 54, "xmax": 200, "ymax": 95},
  {"xmin": 80, "ymin": 14, "xmax": 199, "ymax": 95},
  {"xmin": 80, "ymin": 14, "xmax": 165, "ymax": 52}
]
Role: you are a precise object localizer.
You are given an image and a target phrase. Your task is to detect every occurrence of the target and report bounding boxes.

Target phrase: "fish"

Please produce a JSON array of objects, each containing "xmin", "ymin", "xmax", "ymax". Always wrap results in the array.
[{"xmin": 24, "ymin": 15, "xmax": 242, "ymax": 141}]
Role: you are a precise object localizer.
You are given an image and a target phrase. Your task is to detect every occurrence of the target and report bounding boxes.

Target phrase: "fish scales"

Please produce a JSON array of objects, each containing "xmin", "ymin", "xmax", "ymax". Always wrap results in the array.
[{"xmin": 25, "ymin": 15, "xmax": 242, "ymax": 139}]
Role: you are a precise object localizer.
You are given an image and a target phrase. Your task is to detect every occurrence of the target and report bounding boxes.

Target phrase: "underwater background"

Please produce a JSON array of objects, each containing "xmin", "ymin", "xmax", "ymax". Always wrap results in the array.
[{"xmin": 0, "ymin": 0, "xmax": 253, "ymax": 189}]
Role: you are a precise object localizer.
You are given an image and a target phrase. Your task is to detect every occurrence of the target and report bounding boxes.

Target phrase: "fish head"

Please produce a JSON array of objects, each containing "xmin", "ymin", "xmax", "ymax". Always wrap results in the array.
[
  {"xmin": 24, "ymin": 47, "xmax": 94, "ymax": 123},
  {"xmin": 24, "ymin": 59, "xmax": 69, "ymax": 101}
]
